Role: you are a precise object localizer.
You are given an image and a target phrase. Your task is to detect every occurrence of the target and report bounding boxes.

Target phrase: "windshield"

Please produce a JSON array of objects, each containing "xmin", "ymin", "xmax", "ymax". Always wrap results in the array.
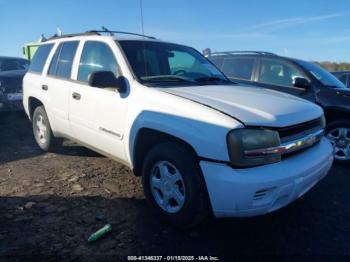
[
  {"xmin": 118, "ymin": 40, "xmax": 230, "ymax": 86},
  {"xmin": 0, "ymin": 58, "xmax": 29, "ymax": 72},
  {"xmin": 297, "ymin": 60, "xmax": 346, "ymax": 89}
]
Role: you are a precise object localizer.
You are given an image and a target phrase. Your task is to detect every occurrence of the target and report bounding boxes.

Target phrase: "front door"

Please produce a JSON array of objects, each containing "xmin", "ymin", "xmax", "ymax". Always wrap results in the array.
[
  {"xmin": 255, "ymin": 58, "xmax": 314, "ymax": 101},
  {"xmin": 69, "ymin": 40, "xmax": 127, "ymax": 161}
]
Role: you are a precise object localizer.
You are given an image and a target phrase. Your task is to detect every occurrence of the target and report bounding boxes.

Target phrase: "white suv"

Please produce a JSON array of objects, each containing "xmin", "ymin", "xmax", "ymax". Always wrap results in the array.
[{"xmin": 23, "ymin": 31, "xmax": 333, "ymax": 227}]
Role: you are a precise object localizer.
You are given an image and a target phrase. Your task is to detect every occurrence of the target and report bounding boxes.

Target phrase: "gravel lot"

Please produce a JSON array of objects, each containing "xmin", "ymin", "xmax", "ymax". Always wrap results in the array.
[{"xmin": 0, "ymin": 112, "xmax": 349, "ymax": 261}]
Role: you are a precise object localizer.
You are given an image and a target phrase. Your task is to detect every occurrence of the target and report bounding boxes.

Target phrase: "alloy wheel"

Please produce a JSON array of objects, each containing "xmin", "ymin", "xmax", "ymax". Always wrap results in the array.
[
  {"xmin": 326, "ymin": 127, "xmax": 350, "ymax": 160},
  {"xmin": 35, "ymin": 114, "xmax": 47, "ymax": 144},
  {"xmin": 150, "ymin": 161, "xmax": 186, "ymax": 213}
]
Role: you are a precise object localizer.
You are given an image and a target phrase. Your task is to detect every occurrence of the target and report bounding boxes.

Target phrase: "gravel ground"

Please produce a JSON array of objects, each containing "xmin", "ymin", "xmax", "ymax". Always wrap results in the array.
[{"xmin": 0, "ymin": 112, "xmax": 349, "ymax": 261}]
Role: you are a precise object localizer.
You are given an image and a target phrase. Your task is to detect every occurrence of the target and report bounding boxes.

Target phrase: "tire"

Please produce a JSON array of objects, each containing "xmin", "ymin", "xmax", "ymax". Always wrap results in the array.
[
  {"xmin": 141, "ymin": 142, "xmax": 210, "ymax": 228},
  {"xmin": 32, "ymin": 106, "xmax": 62, "ymax": 152},
  {"xmin": 325, "ymin": 120, "xmax": 350, "ymax": 166}
]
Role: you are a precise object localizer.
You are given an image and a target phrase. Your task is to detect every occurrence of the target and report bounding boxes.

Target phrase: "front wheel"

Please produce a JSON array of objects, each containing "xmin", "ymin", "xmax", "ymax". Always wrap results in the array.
[
  {"xmin": 325, "ymin": 120, "xmax": 350, "ymax": 166},
  {"xmin": 141, "ymin": 142, "xmax": 210, "ymax": 228}
]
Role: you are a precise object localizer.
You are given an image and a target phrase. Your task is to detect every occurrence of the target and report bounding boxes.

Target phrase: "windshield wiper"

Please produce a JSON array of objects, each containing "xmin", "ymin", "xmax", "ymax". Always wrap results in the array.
[
  {"xmin": 194, "ymin": 76, "xmax": 232, "ymax": 84},
  {"xmin": 142, "ymin": 75, "xmax": 199, "ymax": 85}
]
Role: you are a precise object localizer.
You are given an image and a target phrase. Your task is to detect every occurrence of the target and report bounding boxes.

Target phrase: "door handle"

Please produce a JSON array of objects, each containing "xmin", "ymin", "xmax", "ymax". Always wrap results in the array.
[
  {"xmin": 72, "ymin": 92, "xmax": 81, "ymax": 100},
  {"xmin": 41, "ymin": 85, "xmax": 48, "ymax": 91}
]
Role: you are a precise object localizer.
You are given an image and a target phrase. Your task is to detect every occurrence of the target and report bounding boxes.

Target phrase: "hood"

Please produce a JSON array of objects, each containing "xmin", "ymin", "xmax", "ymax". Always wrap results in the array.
[
  {"xmin": 0, "ymin": 69, "xmax": 27, "ymax": 78},
  {"xmin": 159, "ymin": 85, "xmax": 323, "ymax": 127}
]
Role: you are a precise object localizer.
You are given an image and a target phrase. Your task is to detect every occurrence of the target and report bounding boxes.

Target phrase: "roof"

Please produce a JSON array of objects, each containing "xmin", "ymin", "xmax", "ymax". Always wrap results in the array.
[
  {"xmin": 208, "ymin": 51, "xmax": 277, "ymax": 56},
  {"xmin": 206, "ymin": 50, "xmax": 310, "ymax": 64}
]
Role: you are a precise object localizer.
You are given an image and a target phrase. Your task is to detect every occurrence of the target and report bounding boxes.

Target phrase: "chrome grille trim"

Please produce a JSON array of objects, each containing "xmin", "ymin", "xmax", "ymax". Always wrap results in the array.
[{"xmin": 244, "ymin": 129, "xmax": 324, "ymax": 157}]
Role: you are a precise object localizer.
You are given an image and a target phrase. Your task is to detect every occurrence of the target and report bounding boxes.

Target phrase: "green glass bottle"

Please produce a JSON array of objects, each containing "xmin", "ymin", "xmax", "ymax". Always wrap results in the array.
[{"xmin": 88, "ymin": 224, "xmax": 112, "ymax": 243}]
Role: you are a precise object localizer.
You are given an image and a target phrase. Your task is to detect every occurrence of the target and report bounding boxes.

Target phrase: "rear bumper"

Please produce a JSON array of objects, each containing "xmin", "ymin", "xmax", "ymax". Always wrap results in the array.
[{"xmin": 200, "ymin": 138, "xmax": 333, "ymax": 218}]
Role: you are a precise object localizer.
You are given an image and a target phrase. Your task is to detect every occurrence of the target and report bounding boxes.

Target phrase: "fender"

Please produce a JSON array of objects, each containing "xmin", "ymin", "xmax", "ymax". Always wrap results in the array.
[
  {"xmin": 126, "ymin": 110, "xmax": 234, "ymax": 168},
  {"xmin": 323, "ymin": 105, "xmax": 350, "ymax": 121}
]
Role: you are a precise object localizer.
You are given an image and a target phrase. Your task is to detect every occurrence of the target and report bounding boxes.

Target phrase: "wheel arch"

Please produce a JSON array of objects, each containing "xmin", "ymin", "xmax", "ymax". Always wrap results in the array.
[
  {"xmin": 324, "ymin": 107, "xmax": 350, "ymax": 124},
  {"xmin": 132, "ymin": 128, "xmax": 199, "ymax": 177},
  {"xmin": 28, "ymin": 96, "xmax": 44, "ymax": 120}
]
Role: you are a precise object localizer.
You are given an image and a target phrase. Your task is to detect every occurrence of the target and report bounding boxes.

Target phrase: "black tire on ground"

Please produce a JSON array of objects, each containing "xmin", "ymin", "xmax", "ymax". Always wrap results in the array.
[
  {"xmin": 32, "ymin": 106, "xmax": 62, "ymax": 152},
  {"xmin": 141, "ymin": 141, "xmax": 210, "ymax": 228},
  {"xmin": 325, "ymin": 120, "xmax": 350, "ymax": 166}
]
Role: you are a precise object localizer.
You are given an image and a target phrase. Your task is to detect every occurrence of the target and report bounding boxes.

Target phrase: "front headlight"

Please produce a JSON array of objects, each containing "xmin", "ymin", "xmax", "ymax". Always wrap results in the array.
[{"xmin": 227, "ymin": 128, "xmax": 281, "ymax": 167}]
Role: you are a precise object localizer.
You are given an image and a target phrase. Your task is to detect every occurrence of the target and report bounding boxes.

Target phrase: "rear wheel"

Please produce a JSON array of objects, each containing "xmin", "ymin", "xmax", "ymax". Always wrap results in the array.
[
  {"xmin": 32, "ymin": 106, "xmax": 62, "ymax": 152},
  {"xmin": 325, "ymin": 120, "xmax": 350, "ymax": 166},
  {"xmin": 141, "ymin": 142, "xmax": 210, "ymax": 228}
]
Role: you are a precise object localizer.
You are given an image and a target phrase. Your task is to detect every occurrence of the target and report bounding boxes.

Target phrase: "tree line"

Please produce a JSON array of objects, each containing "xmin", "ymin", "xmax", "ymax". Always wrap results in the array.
[{"xmin": 314, "ymin": 62, "xmax": 350, "ymax": 72}]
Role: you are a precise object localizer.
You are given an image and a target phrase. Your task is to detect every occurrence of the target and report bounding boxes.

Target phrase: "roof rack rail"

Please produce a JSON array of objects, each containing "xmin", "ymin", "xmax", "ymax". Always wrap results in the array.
[
  {"xmin": 46, "ymin": 31, "xmax": 99, "ymax": 41},
  {"xmin": 87, "ymin": 30, "xmax": 157, "ymax": 39},
  {"xmin": 209, "ymin": 51, "xmax": 277, "ymax": 56},
  {"xmin": 46, "ymin": 28, "xmax": 156, "ymax": 41}
]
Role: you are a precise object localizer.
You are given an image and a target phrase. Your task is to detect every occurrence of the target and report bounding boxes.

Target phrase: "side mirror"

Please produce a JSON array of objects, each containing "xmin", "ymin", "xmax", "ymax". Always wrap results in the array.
[
  {"xmin": 293, "ymin": 77, "xmax": 310, "ymax": 89},
  {"xmin": 88, "ymin": 71, "xmax": 127, "ymax": 92}
]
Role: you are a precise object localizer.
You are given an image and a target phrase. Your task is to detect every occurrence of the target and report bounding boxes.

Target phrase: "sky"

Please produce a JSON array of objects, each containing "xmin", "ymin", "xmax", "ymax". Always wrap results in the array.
[{"xmin": 0, "ymin": 0, "xmax": 349, "ymax": 62}]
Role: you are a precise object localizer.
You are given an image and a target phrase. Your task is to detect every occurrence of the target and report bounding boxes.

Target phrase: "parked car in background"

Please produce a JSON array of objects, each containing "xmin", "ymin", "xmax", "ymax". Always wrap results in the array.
[
  {"xmin": 332, "ymin": 71, "xmax": 350, "ymax": 88},
  {"xmin": 23, "ymin": 31, "xmax": 333, "ymax": 227},
  {"xmin": 205, "ymin": 50, "xmax": 350, "ymax": 165},
  {"xmin": 0, "ymin": 56, "xmax": 29, "ymax": 112}
]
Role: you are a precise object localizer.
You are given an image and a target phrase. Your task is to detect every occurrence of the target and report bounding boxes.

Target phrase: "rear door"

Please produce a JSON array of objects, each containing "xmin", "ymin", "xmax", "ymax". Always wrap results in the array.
[
  {"xmin": 23, "ymin": 43, "xmax": 54, "ymax": 119},
  {"xmin": 255, "ymin": 57, "xmax": 314, "ymax": 100},
  {"xmin": 45, "ymin": 40, "xmax": 79, "ymax": 135}
]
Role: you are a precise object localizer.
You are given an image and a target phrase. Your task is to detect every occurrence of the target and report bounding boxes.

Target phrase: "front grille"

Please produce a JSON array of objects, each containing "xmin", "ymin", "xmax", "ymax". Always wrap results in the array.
[
  {"xmin": 275, "ymin": 117, "xmax": 324, "ymax": 158},
  {"xmin": 276, "ymin": 117, "xmax": 324, "ymax": 140}
]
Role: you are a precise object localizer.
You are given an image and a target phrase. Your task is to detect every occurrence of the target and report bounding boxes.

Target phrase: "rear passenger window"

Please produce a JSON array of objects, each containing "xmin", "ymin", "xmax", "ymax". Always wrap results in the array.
[
  {"xmin": 48, "ymin": 41, "xmax": 79, "ymax": 79},
  {"xmin": 29, "ymin": 44, "xmax": 54, "ymax": 73},
  {"xmin": 221, "ymin": 57, "xmax": 255, "ymax": 80},
  {"xmin": 208, "ymin": 56, "xmax": 224, "ymax": 70},
  {"xmin": 77, "ymin": 41, "xmax": 119, "ymax": 82}
]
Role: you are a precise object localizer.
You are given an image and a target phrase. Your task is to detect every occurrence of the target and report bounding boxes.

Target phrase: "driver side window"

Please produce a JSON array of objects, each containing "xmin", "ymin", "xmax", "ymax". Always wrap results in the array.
[
  {"xmin": 259, "ymin": 58, "xmax": 305, "ymax": 87},
  {"xmin": 77, "ymin": 41, "xmax": 119, "ymax": 83}
]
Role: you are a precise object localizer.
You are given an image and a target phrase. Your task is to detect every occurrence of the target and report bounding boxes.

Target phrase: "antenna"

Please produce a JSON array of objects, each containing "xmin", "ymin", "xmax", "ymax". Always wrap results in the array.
[
  {"xmin": 139, "ymin": 0, "xmax": 145, "ymax": 37},
  {"xmin": 139, "ymin": 0, "xmax": 148, "ymax": 77}
]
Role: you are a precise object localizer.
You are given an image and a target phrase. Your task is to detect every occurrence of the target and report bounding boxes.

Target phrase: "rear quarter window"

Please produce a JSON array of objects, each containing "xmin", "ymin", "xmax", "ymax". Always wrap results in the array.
[{"xmin": 28, "ymin": 44, "xmax": 54, "ymax": 74}]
